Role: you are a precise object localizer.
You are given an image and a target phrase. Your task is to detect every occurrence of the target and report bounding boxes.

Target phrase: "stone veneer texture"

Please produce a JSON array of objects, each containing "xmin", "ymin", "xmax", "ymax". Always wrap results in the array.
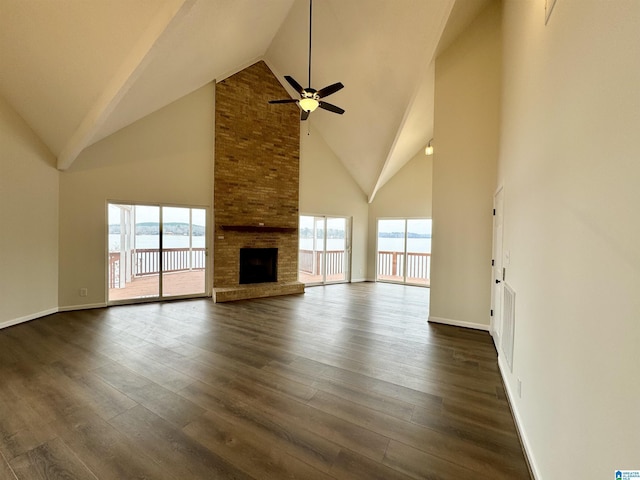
[{"xmin": 213, "ymin": 61, "xmax": 302, "ymax": 297}]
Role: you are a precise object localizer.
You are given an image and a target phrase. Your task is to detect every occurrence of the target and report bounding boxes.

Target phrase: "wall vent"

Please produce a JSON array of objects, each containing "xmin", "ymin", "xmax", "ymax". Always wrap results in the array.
[{"xmin": 501, "ymin": 283, "xmax": 516, "ymax": 371}]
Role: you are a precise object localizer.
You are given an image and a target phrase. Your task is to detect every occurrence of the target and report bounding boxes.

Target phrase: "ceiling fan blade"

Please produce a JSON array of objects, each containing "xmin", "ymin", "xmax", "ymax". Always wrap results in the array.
[
  {"xmin": 269, "ymin": 99, "xmax": 298, "ymax": 104},
  {"xmin": 316, "ymin": 82, "xmax": 344, "ymax": 99},
  {"xmin": 284, "ymin": 76, "xmax": 305, "ymax": 95},
  {"xmin": 300, "ymin": 110, "xmax": 310, "ymax": 121},
  {"xmin": 319, "ymin": 101, "xmax": 345, "ymax": 115}
]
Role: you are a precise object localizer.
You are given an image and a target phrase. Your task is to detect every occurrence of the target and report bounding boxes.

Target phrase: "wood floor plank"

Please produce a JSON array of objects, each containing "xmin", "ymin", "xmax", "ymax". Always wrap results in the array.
[
  {"xmin": 0, "ymin": 450, "xmax": 18, "ymax": 480},
  {"xmin": 382, "ymin": 440, "xmax": 492, "ymax": 480},
  {"xmin": 103, "ymin": 347, "xmax": 196, "ymax": 393},
  {"xmin": 179, "ymin": 380, "xmax": 343, "ymax": 472},
  {"xmin": 43, "ymin": 359, "xmax": 137, "ymax": 421},
  {"xmin": 221, "ymin": 375, "xmax": 391, "ymax": 462},
  {"xmin": 329, "ymin": 448, "xmax": 416, "ymax": 480},
  {"xmin": 0, "ymin": 384, "xmax": 58, "ymax": 461},
  {"xmin": 50, "ymin": 408, "xmax": 177, "ymax": 480},
  {"xmin": 184, "ymin": 410, "xmax": 337, "ymax": 480},
  {"xmin": 411, "ymin": 403, "xmax": 526, "ymax": 458},
  {"xmin": 92, "ymin": 362, "xmax": 205, "ymax": 428},
  {"xmin": 110, "ymin": 405, "xmax": 254, "ymax": 480},
  {"xmin": 307, "ymin": 390, "xmax": 528, "ymax": 478},
  {"xmin": 0, "ymin": 283, "xmax": 530, "ymax": 479},
  {"xmin": 9, "ymin": 438, "xmax": 96, "ymax": 480}
]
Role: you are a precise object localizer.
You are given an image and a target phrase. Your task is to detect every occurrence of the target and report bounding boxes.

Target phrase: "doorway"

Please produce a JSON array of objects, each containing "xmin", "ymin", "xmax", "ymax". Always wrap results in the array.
[
  {"xmin": 491, "ymin": 187, "xmax": 504, "ymax": 342},
  {"xmin": 108, "ymin": 203, "xmax": 207, "ymax": 303},
  {"xmin": 298, "ymin": 215, "xmax": 350, "ymax": 285},
  {"xmin": 376, "ymin": 218, "xmax": 431, "ymax": 286}
]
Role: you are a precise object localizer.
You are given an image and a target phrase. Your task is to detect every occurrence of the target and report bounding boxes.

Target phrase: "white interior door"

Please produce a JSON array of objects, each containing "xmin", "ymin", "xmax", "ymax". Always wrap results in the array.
[{"xmin": 491, "ymin": 187, "xmax": 504, "ymax": 342}]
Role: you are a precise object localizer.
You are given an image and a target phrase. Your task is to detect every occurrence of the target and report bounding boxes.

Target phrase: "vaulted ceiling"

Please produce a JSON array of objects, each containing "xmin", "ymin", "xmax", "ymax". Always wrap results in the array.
[{"xmin": 0, "ymin": 0, "xmax": 490, "ymax": 201}]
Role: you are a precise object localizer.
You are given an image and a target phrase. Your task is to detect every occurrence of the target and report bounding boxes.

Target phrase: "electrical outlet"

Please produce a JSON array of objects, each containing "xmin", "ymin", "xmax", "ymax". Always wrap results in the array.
[
  {"xmin": 517, "ymin": 378, "xmax": 522, "ymax": 398},
  {"xmin": 79, "ymin": 288, "xmax": 88, "ymax": 297}
]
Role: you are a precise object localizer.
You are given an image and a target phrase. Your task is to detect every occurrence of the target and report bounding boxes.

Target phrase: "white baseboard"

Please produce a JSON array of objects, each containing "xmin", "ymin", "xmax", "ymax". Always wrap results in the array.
[
  {"xmin": 498, "ymin": 356, "xmax": 541, "ymax": 480},
  {"xmin": 350, "ymin": 277, "xmax": 367, "ymax": 283},
  {"xmin": 428, "ymin": 315, "xmax": 490, "ymax": 331},
  {"xmin": 58, "ymin": 303, "xmax": 107, "ymax": 312},
  {"xmin": 0, "ymin": 307, "xmax": 58, "ymax": 330}
]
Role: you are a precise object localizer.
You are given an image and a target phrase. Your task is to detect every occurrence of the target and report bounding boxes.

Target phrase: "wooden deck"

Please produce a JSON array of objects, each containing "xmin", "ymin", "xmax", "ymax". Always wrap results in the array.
[
  {"xmin": 108, "ymin": 270, "xmax": 205, "ymax": 301},
  {"xmin": 377, "ymin": 275, "xmax": 430, "ymax": 287},
  {"xmin": 298, "ymin": 272, "xmax": 347, "ymax": 284}
]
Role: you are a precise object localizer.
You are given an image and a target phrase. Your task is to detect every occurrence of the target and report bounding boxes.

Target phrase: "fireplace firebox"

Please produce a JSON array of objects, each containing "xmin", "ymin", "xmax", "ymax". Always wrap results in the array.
[{"xmin": 239, "ymin": 248, "xmax": 278, "ymax": 284}]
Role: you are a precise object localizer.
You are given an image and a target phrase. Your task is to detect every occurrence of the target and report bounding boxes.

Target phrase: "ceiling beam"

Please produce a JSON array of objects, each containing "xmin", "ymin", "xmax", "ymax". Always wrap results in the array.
[{"xmin": 56, "ymin": 0, "xmax": 197, "ymax": 171}]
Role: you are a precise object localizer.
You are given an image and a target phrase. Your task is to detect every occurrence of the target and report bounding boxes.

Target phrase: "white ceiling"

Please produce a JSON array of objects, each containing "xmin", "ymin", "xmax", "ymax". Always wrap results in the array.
[{"xmin": 0, "ymin": 0, "xmax": 490, "ymax": 201}]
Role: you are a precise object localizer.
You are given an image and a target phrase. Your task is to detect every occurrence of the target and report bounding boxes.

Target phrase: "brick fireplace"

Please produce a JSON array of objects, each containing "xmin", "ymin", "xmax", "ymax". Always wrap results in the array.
[{"xmin": 213, "ymin": 61, "xmax": 305, "ymax": 302}]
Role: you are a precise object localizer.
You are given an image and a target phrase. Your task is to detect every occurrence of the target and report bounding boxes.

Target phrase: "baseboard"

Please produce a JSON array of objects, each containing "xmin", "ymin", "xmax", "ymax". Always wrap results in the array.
[
  {"xmin": 350, "ymin": 277, "xmax": 367, "ymax": 283},
  {"xmin": 498, "ymin": 356, "xmax": 541, "ymax": 480},
  {"xmin": 427, "ymin": 315, "xmax": 490, "ymax": 331},
  {"xmin": 0, "ymin": 307, "xmax": 59, "ymax": 330},
  {"xmin": 58, "ymin": 302, "xmax": 107, "ymax": 312}
]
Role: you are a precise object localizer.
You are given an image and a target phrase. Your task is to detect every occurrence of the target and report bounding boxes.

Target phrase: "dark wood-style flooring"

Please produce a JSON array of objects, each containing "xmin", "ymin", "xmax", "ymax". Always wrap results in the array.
[{"xmin": 0, "ymin": 283, "xmax": 530, "ymax": 479}]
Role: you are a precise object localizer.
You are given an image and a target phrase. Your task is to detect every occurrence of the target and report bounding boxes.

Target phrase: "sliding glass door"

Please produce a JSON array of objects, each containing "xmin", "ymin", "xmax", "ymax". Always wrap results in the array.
[
  {"xmin": 108, "ymin": 203, "xmax": 207, "ymax": 303},
  {"xmin": 161, "ymin": 206, "xmax": 206, "ymax": 297},
  {"xmin": 299, "ymin": 215, "xmax": 350, "ymax": 285},
  {"xmin": 376, "ymin": 218, "xmax": 431, "ymax": 286}
]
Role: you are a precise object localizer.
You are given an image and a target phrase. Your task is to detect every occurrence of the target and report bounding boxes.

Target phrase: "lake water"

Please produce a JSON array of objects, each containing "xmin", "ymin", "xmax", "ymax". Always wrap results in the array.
[
  {"xmin": 109, "ymin": 234, "xmax": 206, "ymax": 251},
  {"xmin": 110, "ymin": 235, "xmax": 430, "ymax": 253}
]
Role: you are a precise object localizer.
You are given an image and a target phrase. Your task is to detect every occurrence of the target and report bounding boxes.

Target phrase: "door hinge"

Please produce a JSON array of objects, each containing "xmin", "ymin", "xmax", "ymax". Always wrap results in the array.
[
  {"xmin": 490, "ymin": 309, "xmax": 494, "ymax": 317},
  {"xmin": 493, "ymin": 208, "xmax": 496, "ymax": 216},
  {"xmin": 492, "ymin": 259, "xmax": 495, "ymax": 266}
]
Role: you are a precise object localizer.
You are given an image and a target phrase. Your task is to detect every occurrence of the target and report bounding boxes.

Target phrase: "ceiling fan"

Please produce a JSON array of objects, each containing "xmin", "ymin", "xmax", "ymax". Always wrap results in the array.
[{"xmin": 269, "ymin": 0, "xmax": 345, "ymax": 121}]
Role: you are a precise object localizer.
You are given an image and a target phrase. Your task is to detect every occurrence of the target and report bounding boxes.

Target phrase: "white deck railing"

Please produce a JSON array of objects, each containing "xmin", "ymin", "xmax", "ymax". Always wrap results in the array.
[
  {"xmin": 109, "ymin": 248, "xmax": 205, "ymax": 288},
  {"xmin": 377, "ymin": 251, "xmax": 431, "ymax": 282}
]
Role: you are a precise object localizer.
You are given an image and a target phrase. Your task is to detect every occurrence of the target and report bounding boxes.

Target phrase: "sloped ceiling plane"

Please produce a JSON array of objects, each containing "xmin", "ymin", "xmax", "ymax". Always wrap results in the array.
[{"xmin": 0, "ymin": 0, "xmax": 490, "ymax": 201}]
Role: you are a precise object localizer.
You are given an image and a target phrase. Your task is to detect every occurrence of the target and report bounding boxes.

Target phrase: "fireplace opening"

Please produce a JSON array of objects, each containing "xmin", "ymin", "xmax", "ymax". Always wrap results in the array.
[{"xmin": 239, "ymin": 248, "xmax": 278, "ymax": 284}]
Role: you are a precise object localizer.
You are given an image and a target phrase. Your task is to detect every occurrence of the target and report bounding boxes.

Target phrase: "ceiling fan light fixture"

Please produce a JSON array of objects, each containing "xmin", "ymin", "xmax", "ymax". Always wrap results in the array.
[
  {"xmin": 267, "ymin": 0, "xmax": 344, "ymax": 120},
  {"xmin": 299, "ymin": 97, "xmax": 319, "ymax": 112}
]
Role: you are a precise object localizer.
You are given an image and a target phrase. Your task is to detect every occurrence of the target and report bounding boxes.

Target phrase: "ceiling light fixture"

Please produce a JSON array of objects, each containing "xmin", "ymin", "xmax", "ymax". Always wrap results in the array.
[
  {"xmin": 299, "ymin": 96, "xmax": 320, "ymax": 112},
  {"xmin": 425, "ymin": 139, "xmax": 434, "ymax": 156},
  {"xmin": 268, "ymin": 0, "xmax": 345, "ymax": 120}
]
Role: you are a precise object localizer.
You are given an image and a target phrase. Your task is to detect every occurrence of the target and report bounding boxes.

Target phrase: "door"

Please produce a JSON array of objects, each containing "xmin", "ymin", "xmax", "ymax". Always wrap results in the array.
[
  {"xmin": 491, "ymin": 187, "xmax": 504, "ymax": 342},
  {"xmin": 298, "ymin": 215, "xmax": 350, "ymax": 285},
  {"xmin": 161, "ymin": 206, "xmax": 206, "ymax": 297},
  {"xmin": 108, "ymin": 203, "xmax": 207, "ymax": 303},
  {"xmin": 376, "ymin": 218, "xmax": 431, "ymax": 286}
]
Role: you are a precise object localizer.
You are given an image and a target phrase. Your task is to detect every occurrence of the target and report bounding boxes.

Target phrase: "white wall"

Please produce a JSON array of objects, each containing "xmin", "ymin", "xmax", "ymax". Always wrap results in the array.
[
  {"xmin": 367, "ymin": 151, "xmax": 433, "ymax": 281},
  {"xmin": 499, "ymin": 1, "xmax": 640, "ymax": 478},
  {"xmin": 0, "ymin": 96, "xmax": 59, "ymax": 327},
  {"xmin": 58, "ymin": 83, "xmax": 214, "ymax": 309},
  {"xmin": 299, "ymin": 125, "xmax": 369, "ymax": 281},
  {"xmin": 430, "ymin": 1, "xmax": 501, "ymax": 330}
]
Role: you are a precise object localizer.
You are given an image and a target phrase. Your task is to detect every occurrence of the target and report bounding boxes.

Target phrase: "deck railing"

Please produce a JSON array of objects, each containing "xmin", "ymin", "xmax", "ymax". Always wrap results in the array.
[
  {"xmin": 109, "ymin": 248, "xmax": 206, "ymax": 288},
  {"xmin": 299, "ymin": 249, "xmax": 345, "ymax": 276},
  {"xmin": 377, "ymin": 250, "xmax": 431, "ymax": 282}
]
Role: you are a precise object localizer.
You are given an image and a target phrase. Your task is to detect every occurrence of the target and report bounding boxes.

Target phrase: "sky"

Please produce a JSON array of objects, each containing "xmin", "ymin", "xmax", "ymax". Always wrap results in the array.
[{"xmin": 108, "ymin": 204, "xmax": 206, "ymax": 226}]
